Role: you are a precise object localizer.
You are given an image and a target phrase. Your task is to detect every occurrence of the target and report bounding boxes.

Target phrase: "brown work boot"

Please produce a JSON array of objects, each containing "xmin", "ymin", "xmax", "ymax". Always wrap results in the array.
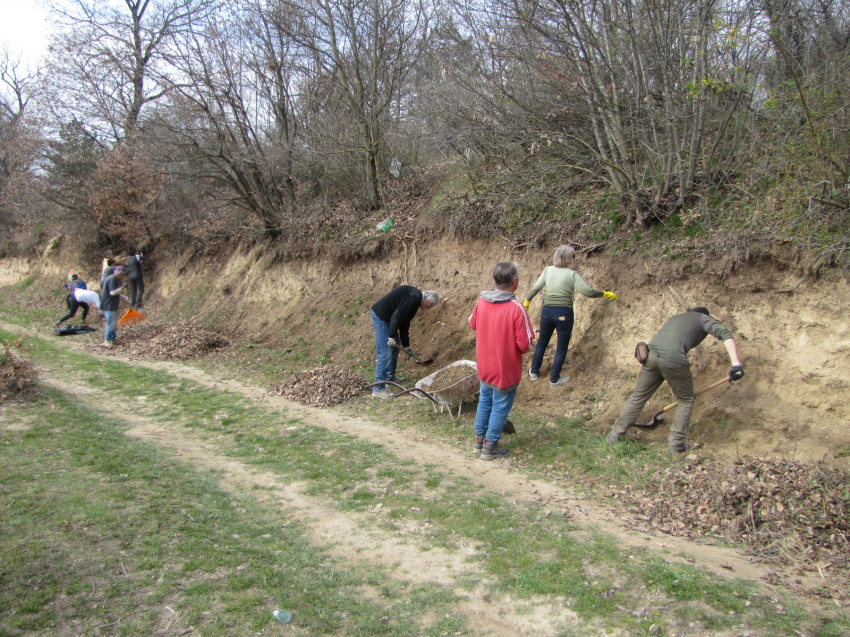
[{"xmin": 480, "ymin": 439, "xmax": 509, "ymax": 461}]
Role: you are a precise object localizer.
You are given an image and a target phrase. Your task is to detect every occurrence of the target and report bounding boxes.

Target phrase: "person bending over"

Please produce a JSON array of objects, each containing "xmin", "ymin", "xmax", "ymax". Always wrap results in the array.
[{"xmin": 606, "ymin": 307, "xmax": 744, "ymax": 454}]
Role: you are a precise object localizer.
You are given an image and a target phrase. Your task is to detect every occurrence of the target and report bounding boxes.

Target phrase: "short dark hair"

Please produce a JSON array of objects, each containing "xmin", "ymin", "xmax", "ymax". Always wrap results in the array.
[
  {"xmin": 688, "ymin": 306, "xmax": 710, "ymax": 316},
  {"xmin": 126, "ymin": 247, "xmax": 134, "ymax": 255},
  {"xmin": 493, "ymin": 261, "xmax": 519, "ymax": 289}
]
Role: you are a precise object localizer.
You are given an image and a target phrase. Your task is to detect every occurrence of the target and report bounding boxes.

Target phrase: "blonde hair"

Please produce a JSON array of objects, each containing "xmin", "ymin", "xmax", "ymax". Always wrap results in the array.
[{"xmin": 553, "ymin": 245, "xmax": 575, "ymax": 268}]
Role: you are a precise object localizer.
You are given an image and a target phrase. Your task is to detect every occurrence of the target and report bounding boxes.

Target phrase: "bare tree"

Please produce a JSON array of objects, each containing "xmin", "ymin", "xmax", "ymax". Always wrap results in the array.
[
  {"xmin": 0, "ymin": 49, "xmax": 38, "ymax": 229},
  {"xmin": 159, "ymin": 1, "xmax": 307, "ymax": 239},
  {"xmin": 41, "ymin": 0, "xmax": 213, "ymax": 142},
  {"xmin": 271, "ymin": 0, "xmax": 431, "ymax": 209},
  {"xmin": 35, "ymin": 0, "xmax": 213, "ymax": 245},
  {"xmin": 757, "ymin": 0, "xmax": 850, "ymax": 265},
  {"xmin": 431, "ymin": 0, "xmax": 770, "ymax": 228}
]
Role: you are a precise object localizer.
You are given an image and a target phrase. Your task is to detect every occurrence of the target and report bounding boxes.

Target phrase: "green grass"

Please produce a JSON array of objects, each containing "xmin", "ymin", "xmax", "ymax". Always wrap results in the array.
[
  {"xmin": 0, "ymin": 328, "xmax": 830, "ymax": 636},
  {"xmin": 0, "ymin": 386, "xmax": 462, "ymax": 636},
  {"xmin": 1, "ymin": 276, "xmax": 847, "ymax": 637},
  {"xmin": 0, "ymin": 277, "xmax": 65, "ymax": 327}
]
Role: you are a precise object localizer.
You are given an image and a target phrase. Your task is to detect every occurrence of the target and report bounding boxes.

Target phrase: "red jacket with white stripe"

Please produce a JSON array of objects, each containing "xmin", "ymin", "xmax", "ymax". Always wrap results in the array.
[{"xmin": 469, "ymin": 290, "xmax": 534, "ymax": 391}]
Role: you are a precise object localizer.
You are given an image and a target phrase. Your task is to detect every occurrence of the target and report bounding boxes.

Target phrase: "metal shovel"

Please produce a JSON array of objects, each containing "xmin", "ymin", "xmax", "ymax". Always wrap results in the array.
[{"xmin": 632, "ymin": 376, "xmax": 731, "ymax": 429}]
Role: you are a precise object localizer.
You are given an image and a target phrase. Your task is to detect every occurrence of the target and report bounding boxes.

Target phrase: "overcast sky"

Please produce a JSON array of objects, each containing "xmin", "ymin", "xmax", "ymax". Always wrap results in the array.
[{"xmin": 0, "ymin": 0, "xmax": 53, "ymax": 69}]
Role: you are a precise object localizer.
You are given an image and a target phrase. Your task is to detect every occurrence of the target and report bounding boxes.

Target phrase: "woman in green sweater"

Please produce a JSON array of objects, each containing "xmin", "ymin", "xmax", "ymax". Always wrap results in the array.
[{"xmin": 524, "ymin": 245, "xmax": 617, "ymax": 387}]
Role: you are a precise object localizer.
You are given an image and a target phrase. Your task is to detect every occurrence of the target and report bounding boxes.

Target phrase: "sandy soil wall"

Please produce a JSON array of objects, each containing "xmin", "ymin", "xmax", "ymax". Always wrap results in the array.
[{"xmin": 10, "ymin": 237, "xmax": 850, "ymax": 463}]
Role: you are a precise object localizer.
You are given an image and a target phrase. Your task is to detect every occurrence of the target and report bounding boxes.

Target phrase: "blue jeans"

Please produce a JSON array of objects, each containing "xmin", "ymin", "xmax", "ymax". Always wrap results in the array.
[
  {"xmin": 372, "ymin": 310, "xmax": 399, "ymax": 383},
  {"xmin": 474, "ymin": 382, "xmax": 518, "ymax": 442},
  {"xmin": 530, "ymin": 306, "xmax": 574, "ymax": 382},
  {"xmin": 104, "ymin": 310, "xmax": 118, "ymax": 342}
]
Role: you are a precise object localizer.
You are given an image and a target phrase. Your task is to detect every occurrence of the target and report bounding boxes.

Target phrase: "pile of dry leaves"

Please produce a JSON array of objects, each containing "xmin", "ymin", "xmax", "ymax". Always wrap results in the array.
[
  {"xmin": 616, "ymin": 457, "xmax": 850, "ymax": 578},
  {"xmin": 111, "ymin": 320, "xmax": 231, "ymax": 361},
  {"xmin": 0, "ymin": 339, "xmax": 37, "ymax": 403},
  {"xmin": 269, "ymin": 365, "xmax": 365, "ymax": 407}
]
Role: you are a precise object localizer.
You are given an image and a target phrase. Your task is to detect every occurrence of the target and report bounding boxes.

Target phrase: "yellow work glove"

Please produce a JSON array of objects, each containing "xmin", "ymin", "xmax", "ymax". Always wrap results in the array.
[
  {"xmin": 522, "ymin": 299, "xmax": 530, "ymax": 310},
  {"xmin": 602, "ymin": 291, "xmax": 618, "ymax": 301}
]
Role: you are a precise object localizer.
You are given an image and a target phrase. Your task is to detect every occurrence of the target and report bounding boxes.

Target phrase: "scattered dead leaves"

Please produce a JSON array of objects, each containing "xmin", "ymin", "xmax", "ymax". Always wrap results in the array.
[
  {"xmin": 100, "ymin": 320, "xmax": 231, "ymax": 361},
  {"xmin": 0, "ymin": 339, "xmax": 37, "ymax": 403},
  {"xmin": 615, "ymin": 455, "xmax": 850, "ymax": 600},
  {"xmin": 268, "ymin": 365, "xmax": 365, "ymax": 407}
]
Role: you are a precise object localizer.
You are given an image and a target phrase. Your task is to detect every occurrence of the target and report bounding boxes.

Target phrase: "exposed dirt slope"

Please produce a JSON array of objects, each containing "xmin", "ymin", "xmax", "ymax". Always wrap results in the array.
[
  {"xmin": 141, "ymin": 239, "xmax": 850, "ymax": 465},
  {"xmin": 4, "ymin": 236, "xmax": 849, "ymax": 465}
]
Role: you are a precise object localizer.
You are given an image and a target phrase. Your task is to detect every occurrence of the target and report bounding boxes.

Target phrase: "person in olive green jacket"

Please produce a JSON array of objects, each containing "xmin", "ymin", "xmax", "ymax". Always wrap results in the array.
[
  {"xmin": 606, "ymin": 308, "xmax": 744, "ymax": 454},
  {"xmin": 523, "ymin": 245, "xmax": 618, "ymax": 388}
]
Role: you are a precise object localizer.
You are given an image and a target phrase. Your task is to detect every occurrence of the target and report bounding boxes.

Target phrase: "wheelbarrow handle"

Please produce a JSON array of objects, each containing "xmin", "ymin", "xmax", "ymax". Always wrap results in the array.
[{"xmin": 365, "ymin": 381, "xmax": 440, "ymax": 404}]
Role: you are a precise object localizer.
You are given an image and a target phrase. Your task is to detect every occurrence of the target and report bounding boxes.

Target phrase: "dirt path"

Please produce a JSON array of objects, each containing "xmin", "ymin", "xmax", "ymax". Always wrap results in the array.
[
  {"xmin": 35, "ymin": 370, "xmax": 579, "ymax": 637},
  {"xmin": 4, "ymin": 322, "xmax": 830, "ymax": 622}
]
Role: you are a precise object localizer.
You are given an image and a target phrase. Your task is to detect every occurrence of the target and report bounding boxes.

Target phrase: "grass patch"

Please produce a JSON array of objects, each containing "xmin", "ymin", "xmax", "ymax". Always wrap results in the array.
[
  {"xmin": 1, "ymin": 330, "xmax": 818, "ymax": 636},
  {"xmin": 0, "ymin": 388, "xmax": 462, "ymax": 636},
  {"xmin": 0, "ymin": 288, "xmax": 843, "ymax": 637}
]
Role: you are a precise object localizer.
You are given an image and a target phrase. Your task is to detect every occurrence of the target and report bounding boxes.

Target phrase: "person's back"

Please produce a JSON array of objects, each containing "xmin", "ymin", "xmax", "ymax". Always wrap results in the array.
[
  {"xmin": 100, "ymin": 274, "xmax": 122, "ymax": 312},
  {"xmin": 529, "ymin": 266, "xmax": 602, "ymax": 307},
  {"xmin": 126, "ymin": 253, "xmax": 143, "ymax": 279},
  {"xmin": 75, "ymin": 289, "xmax": 100, "ymax": 308},
  {"xmin": 371, "ymin": 285, "xmax": 423, "ymax": 345},
  {"xmin": 649, "ymin": 311, "xmax": 733, "ymax": 365},
  {"xmin": 471, "ymin": 290, "xmax": 532, "ymax": 390},
  {"xmin": 100, "ymin": 264, "xmax": 115, "ymax": 291}
]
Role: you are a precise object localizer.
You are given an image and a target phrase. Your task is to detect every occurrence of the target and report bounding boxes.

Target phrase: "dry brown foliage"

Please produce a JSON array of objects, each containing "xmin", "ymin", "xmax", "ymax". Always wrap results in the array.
[
  {"xmin": 104, "ymin": 320, "xmax": 231, "ymax": 361},
  {"xmin": 0, "ymin": 339, "xmax": 37, "ymax": 402},
  {"xmin": 268, "ymin": 365, "xmax": 365, "ymax": 407},
  {"xmin": 86, "ymin": 144, "xmax": 158, "ymax": 246},
  {"xmin": 616, "ymin": 456, "xmax": 850, "ymax": 591}
]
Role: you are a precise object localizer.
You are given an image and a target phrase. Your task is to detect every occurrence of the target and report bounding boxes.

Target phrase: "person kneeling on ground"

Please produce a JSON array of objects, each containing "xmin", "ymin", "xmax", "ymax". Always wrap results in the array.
[
  {"xmin": 370, "ymin": 285, "xmax": 439, "ymax": 398},
  {"xmin": 99, "ymin": 266, "xmax": 130, "ymax": 348},
  {"xmin": 606, "ymin": 307, "xmax": 744, "ymax": 454},
  {"xmin": 470, "ymin": 262, "xmax": 535, "ymax": 460}
]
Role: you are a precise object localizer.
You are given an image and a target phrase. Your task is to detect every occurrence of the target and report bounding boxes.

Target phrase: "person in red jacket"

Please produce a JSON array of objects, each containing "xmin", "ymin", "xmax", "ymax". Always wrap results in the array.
[{"xmin": 469, "ymin": 261, "xmax": 535, "ymax": 460}]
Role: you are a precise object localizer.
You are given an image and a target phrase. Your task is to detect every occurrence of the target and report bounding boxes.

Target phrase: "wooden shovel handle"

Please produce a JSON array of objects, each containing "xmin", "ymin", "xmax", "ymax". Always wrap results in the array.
[{"xmin": 657, "ymin": 376, "xmax": 730, "ymax": 413}]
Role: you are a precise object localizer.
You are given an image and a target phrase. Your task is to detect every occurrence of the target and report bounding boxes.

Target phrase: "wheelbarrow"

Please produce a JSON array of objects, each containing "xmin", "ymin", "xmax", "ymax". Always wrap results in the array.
[
  {"xmin": 414, "ymin": 360, "xmax": 479, "ymax": 418},
  {"xmin": 366, "ymin": 360, "xmax": 479, "ymax": 419}
]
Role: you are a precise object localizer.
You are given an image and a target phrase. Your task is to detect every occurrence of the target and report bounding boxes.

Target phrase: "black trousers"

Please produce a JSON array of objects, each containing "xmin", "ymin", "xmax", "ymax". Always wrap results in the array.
[
  {"xmin": 130, "ymin": 277, "xmax": 145, "ymax": 307},
  {"xmin": 58, "ymin": 294, "xmax": 90, "ymax": 323}
]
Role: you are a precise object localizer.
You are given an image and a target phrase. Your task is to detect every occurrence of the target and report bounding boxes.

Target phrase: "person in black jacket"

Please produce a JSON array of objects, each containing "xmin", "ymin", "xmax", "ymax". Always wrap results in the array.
[
  {"xmin": 125, "ymin": 247, "xmax": 145, "ymax": 308},
  {"xmin": 370, "ymin": 285, "xmax": 439, "ymax": 397}
]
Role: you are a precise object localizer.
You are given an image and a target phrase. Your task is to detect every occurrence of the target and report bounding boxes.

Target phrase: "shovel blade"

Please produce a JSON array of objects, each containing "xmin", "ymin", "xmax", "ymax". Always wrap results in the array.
[{"xmin": 632, "ymin": 412, "xmax": 664, "ymax": 429}]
